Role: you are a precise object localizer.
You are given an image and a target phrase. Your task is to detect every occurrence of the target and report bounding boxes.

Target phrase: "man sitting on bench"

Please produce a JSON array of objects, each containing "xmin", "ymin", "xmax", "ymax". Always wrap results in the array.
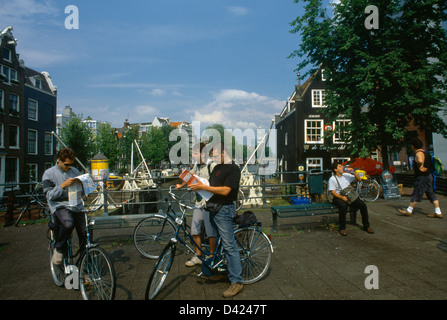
[{"xmin": 328, "ymin": 163, "xmax": 374, "ymax": 236}]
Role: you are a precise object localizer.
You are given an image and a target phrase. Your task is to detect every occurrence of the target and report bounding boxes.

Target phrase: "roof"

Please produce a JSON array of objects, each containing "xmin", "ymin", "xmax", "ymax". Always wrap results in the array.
[{"xmin": 24, "ymin": 67, "xmax": 57, "ymax": 95}]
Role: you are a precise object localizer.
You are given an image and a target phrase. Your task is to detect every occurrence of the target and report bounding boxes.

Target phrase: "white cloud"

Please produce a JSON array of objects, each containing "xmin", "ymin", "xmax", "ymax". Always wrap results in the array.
[
  {"xmin": 134, "ymin": 105, "xmax": 159, "ymax": 118},
  {"xmin": 192, "ymin": 89, "xmax": 283, "ymax": 130},
  {"xmin": 227, "ymin": 6, "xmax": 249, "ymax": 16},
  {"xmin": 0, "ymin": 0, "xmax": 58, "ymax": 21}
]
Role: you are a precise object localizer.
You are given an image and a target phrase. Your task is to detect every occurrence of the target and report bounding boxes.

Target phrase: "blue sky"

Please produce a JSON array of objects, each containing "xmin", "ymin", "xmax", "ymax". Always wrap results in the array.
[{"xmin": 1, "ymin": 0, "xmax": 307, "ymax": 132}]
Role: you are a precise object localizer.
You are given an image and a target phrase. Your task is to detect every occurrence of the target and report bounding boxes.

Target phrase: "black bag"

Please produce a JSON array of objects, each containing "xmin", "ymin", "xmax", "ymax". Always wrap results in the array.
[
  {"xmin": 204, "ymin": 202, "xmax": 223, "ymax": 216},
  {"xmin": 233, "ymin": 211, "xmax": 257, "ymax": 226}
]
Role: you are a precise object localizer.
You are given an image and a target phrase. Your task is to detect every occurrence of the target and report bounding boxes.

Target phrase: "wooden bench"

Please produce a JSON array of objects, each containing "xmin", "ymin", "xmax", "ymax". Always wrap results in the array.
[{"xmin": 271, "ymin": 203, "xmax": 339, "ymax": 232}]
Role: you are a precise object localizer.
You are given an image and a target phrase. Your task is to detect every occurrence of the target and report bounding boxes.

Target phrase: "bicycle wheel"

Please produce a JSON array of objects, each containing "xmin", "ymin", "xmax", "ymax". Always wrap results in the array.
[
  {"xmin": 358, "ymin": 179, "xmax": 380, "ymax": 202},
  {"xmin": 145, "ymin": 242, "xmax": 177, "ymax": 300},
  {"xmin": 79, "ymin": 246, "xmax": 116, "ymax": 300},
  {"xmin": 133, "ymin": 215, "xmax": 176, "ymax": 259},
  {"xmin": 234, "ymin": 226, "xmax": 272, "ymax": 284},
  {"xmin": 235, "ymin": 189, "xmax": 245, "ymax": 211},
  {"xmin": 48, "ymin": 229, "xmax": 65, "ymax": 287}
]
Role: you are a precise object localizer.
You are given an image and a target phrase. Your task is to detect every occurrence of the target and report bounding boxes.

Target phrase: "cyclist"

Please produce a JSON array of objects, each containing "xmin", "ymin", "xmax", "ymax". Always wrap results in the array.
[
  {"xmin": 328, "ymin": 162, "xmax": 374, "ymax": 236},
  {"xmin": 176, "ymin": 142, "xmax": 217, "ymax": 266},
  {"xmin": 42, "ymin": 148, "xmax": 86, "ymax": 265},
  {"xmin": 190, "ymin": 142, "xmax": 243, "ymax": 298}
]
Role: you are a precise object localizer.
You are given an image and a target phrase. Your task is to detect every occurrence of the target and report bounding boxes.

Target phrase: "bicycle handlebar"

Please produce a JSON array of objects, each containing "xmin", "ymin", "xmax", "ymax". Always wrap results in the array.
[{"xmin": 168, "ymin": 185, "xmax": 195, "ymax": 211}]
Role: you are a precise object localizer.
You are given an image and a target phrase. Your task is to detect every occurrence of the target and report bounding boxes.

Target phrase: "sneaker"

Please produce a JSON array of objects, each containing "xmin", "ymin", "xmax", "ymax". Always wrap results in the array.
[
  {"xmin": 52, "ymin": 249, "xmax": 63, "ymax": 265},
  {"xmin": 185, "ymin": 255, "xmax": 202, "ymax": 267},
  {"xmin": 427, "ymin": 213, "xmax": 443, "ymax": 219},
  {"xmin": 223, "ymin": 282, "xmax": 243, "ymax": 298},
  {"xmin": 398, "ymin": 208, "xmax": 412, "ymax": 216}
]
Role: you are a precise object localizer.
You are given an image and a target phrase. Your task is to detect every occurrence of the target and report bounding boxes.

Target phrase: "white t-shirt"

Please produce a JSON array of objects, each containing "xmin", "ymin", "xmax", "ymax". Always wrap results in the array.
[{"xmin": 328, "ymin": 173, "xmax": 355, "ymax": 195}]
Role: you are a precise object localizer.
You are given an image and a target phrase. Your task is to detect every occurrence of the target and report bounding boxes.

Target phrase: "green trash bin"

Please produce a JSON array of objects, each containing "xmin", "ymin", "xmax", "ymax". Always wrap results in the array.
[{"xmin": 308, "ymin": 171, "xmax": 324, "ymax": 195}]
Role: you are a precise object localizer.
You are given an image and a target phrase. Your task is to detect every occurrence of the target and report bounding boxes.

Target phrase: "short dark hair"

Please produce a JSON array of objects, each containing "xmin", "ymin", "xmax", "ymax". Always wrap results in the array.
[
  {"xmin": 410, "ymin": 138, "xmax": 423, "ymax": 149},
  {"xmin": 331, "ymin": 162, "xmax": 339, "ymax": 173},
  {"xmin": 57, "ymin": 148, "xmax": 76, "ymax": 161}
]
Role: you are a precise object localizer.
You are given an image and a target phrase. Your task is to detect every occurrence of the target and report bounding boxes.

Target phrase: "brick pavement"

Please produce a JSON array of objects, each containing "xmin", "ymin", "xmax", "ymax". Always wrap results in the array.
[{"xmin": 0, "ymin": 193, "xmax": 446, "ymax": 303}]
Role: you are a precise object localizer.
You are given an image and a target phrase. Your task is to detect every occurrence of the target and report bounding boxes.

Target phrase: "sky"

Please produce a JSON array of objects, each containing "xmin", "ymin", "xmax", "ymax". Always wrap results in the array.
[{"xmin": 0, "ymin": 0, "xmax": 308, "ymax": 134}]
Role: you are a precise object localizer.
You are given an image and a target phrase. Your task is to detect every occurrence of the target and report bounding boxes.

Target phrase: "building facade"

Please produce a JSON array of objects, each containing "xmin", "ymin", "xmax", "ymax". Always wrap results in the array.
[
  {"xmin": 1, "ymin": 26, "xmax": 57, "ymax": 195},
  {"xmin": 24, "ymin": 67, "xmax": 57, "ymax": 182},
  {"xmin": 275, "ymin": 67, "xmax": 352, "ymax": 183},
  {"xmin": 1, "ymin": 27, "xmax": 25, "ymax": 193}
]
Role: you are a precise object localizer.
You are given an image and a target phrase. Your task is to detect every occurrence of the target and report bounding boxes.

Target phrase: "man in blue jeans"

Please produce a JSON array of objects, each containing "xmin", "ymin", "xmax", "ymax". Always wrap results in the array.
[
  {"xmin": 190, "ymin": 142, "xmax": 243, "ymax": 298},
  {"xmin": 42, "ymin": 148, "xmax": 85, "ymax": 265}
]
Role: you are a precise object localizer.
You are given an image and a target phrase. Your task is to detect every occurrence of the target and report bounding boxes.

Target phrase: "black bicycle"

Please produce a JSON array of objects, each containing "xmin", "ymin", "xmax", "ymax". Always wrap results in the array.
[{"xmin": 48, "ymin": 205, "xmax": 116, "ymax": 300}]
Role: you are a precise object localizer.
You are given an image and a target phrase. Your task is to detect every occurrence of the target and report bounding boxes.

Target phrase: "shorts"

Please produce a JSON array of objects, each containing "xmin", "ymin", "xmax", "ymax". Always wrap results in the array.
[
  {"xmin": 190, "ymin": 207, "xmax": 217, "ymax": 238},
  {"xmin": 411, "ymin": 174, "xmax": 438, "ymax": 203}
]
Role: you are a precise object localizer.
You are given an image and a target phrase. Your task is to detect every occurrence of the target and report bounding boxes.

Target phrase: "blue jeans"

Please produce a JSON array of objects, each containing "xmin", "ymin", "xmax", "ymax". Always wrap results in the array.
[{"xmin": 211, "ymin": 204, "xmax": 243, "ymax": 284}]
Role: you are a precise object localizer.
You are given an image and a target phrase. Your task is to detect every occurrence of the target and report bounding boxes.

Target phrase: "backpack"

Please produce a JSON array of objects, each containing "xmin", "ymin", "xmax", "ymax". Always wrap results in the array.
[
  {"xmin": 429, "ymin": 153, "xmax": 444, "ymax": 191},
  {"xmin": 431, "ymin": 154, "xmax": 444, "ymax": 176}
]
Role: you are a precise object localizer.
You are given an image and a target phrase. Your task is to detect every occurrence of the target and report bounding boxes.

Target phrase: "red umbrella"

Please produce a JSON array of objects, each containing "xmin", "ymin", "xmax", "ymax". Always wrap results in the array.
[{"xmin": 341, "ymin": 158, "xmax": 395, "ymax": 176}]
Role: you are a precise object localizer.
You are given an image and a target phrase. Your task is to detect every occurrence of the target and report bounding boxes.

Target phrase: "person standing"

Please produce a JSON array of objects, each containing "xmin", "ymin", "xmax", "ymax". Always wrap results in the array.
[
  {"xmin": 190, "ymin": 142, "xmax": 243, "ymax": 298},
  {"xmin": 398, "ymin": 138, "xmax": 443, "ymax": 218},
  {"xmin": 176, "ymin": 143, "xmax": 217, "ymax": 266}
]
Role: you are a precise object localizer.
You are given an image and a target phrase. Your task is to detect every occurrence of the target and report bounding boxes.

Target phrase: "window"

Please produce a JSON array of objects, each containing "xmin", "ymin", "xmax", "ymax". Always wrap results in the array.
[
  {"xmin": 3, "ymin": 48, "xmax": 11, "ymax": 61},
  {"xmin": 28, "ymin": 129, "xmax": 37, "ymax": 154},
  {"xmin": 311, "ymin": 89, "xmax": 326, "ymax": 108},
  {"xmin": 284, "ymin": 132, "xmax": 288, "ymax": 146},
  {"xmin": 5, "ymin": 157, "xmax": 18, "ymax": 184},
  {"xmin": 9, "ymin": 125, "xmax": 19, "ymax": 148},
  {"xmin": 28, "ymin": 163, "xmax": 38, "ymax": 182},
  {"xmin": 34, "ymin": 78, "xmax": 42, "ymax": 89},
  {"xmin": 9, "ymin": 93, "xmax": 19, "ymax": 113},
  {"xmin": 331, "ymin": 157, "xmax": 351, "ymax": 164},
  {"xmin": 0, "ymin": 89, "xmax": 3, "ymax": 110},
  {"xmin": 306, "ymin": 158, "xmax": 323, "ymax": 172},
  {"xmin": 1, "ymin": 66, "xmax": 17, "ymax": 83},
  {"xmin": 333, "ymin": 119, "xmax": 351, "ymax": 144},
  {"xmin": 305, "ymin": 119, "xmax": 324, "ymax": 144},
  {"xmin": 44, "ymin": 132, "xmax": 53, "ymax": 155},
  {"xmin": 28, "ymin": 99, "xmax": 38, "ymax": 121}
]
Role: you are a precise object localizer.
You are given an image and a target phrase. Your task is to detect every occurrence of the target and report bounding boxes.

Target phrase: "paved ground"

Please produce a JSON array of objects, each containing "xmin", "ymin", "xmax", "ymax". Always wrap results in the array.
[{"xmin": 1, "ymin": 190, "xmax": 446, "ymax": 306}]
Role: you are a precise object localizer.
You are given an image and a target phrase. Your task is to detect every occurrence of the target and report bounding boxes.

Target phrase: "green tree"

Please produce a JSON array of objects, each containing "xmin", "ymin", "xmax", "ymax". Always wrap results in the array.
[
  {"xmin": 290, "ymin": 0, "xmax": 447, "ymax": 168},
  {"xmin": 95, "ymin": 122, "xmax": 120, "ymax": 170},
  {"xmin": 141, "ymin": 127, "xmax": 168, "ymax": 166},
  {"xmin": 60, "ymin": 114, "xmax": 94, "ymax": 169}
]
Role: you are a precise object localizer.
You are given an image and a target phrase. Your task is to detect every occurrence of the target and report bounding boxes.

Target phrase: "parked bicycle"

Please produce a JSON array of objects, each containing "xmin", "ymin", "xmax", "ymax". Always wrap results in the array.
[
  {"xmin": 48, "ymin": 204, "xmax": 116, "ymax": 300},
  {"xmin": 326, "ymin": 168, "xmax": 380, "ymax": 202},
  {"xmin": 144, "ymin": 186, "xmax": 273, "ymax": 300},
  {"xmin": 15, "ymin": 182, "xmax": 50, "ymax": 226}
]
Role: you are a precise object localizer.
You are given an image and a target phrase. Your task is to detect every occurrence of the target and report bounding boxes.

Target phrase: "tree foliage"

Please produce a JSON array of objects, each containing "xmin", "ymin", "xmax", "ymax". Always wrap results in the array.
[
  {"xmin": 60, "ymin": 114, "xmax": 94, "ymax": 169},
  {"xmin": 290, "ymin": 0, "xmax": 447, "ymax": 168},
  {"xmin": 95, "ymin": 122, "xmax": 120, "ymax": 169}
]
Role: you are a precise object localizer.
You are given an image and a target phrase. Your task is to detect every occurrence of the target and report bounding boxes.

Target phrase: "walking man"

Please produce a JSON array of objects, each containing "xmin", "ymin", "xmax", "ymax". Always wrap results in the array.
[{"xmin": 398, "ymin": 138, "xmax": 443, "ymax": 218}]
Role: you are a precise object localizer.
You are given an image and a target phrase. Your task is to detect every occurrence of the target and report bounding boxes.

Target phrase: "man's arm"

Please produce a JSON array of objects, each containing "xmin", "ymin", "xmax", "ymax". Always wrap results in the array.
[
  {"xmin": 189, "ymin": 181, "xmax": 231, "ymax": 196},
  {"xmin": 415, "ymin": 151, "xmax": 428, "ymax": 172},
  {"xmin": 42, "ymin": 170, "xmax": 78, "ymax": 201}
]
